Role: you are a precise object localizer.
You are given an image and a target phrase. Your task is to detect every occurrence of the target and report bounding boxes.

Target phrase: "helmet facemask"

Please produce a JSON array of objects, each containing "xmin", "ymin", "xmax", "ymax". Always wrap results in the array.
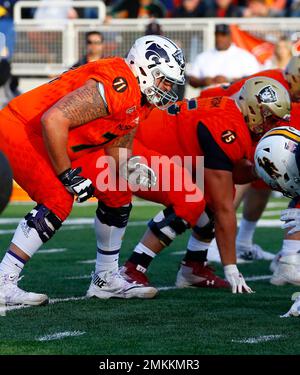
[{"xmin": 144, "ymin": 68, "xmax": 184, "ymax": 109}]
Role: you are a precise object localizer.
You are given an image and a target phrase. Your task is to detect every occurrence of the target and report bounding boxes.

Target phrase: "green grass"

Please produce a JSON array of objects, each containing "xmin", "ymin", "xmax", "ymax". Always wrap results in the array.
[{"xmin": 0, "ymin": 199, "xmax": 300, "ymax": 355}]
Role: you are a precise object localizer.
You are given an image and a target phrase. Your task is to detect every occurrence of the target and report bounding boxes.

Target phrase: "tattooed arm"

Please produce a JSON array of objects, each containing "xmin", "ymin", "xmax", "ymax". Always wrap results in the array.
[
  {"xmin": 105, "ymin": 127, "xmax": 137, "ymax": 168},
  {"xmin": 41, "ymin": 79, "xmax": 107, "ymax": 175}
]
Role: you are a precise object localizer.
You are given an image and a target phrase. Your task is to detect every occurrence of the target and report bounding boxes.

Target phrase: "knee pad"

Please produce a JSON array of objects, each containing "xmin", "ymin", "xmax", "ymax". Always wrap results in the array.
[
  {"xmin": 148, "ymin": 206, "xmax": 189, "ymax": 247},
  {"xmin": 193, "ymin": 208, "xmax": 215, "ymax": 240},
  {"xmin": 24, "ymin": 204, "xmax": 62, "ymax": 243},
  {"xmin": 96, "ymin": 201, "xmax": 132, "ymax": 228}
]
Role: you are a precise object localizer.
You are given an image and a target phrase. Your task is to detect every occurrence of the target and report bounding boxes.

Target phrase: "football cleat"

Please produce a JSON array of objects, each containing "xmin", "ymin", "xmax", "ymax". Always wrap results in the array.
[
  {"xmin": 270, "ymin": 254, "xmax": 300, "ymax": 286},
  {"xmin": 281, "ymin": 292, "xmax": 300, "ymax": 317},
  {"xmin": 86, "ymin": 270, "xmax": 158, "ymax": 299},
  {"xmin": 0, "ymin": 274, "xmax": 49, "ymax": 306},
  {"xmin": 270, "ymin": 252, "xmax": 282, "ymax": 273},
  {"xmin": 236, "ymin": 242, "xmax": 275, "ymax": 261},
  {"xmin": 120, "ymin": 261, "xmax": 151, "ymax": 286},
  {"xmin": 175, "ymin": 260, "xmax": 230, "ymax": 289},
  {"xmin": 207, "ymin": 239, "xmax": 251, "ymax": 264}
]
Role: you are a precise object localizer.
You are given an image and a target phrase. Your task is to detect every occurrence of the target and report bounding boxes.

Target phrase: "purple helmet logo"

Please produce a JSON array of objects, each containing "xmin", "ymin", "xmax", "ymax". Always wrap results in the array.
[{"xmin": 145, "ymin": 43, "xmax": 170, "ymax": 65}]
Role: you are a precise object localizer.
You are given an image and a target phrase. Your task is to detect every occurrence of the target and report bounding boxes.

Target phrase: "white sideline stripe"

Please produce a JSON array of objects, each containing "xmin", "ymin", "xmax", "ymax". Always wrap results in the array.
[
  {"xmin": 266, "ymin": 202, "xmax": 288, "ymax": 208},
  {"xmin": 9, "ymin": 200, "xmax": 161, "ymax": 207},
  {"xmin": 0, "ymin": 296, "xmax": 86, "ymax": 314},
  {"xmin": 65, "ymin": 275, "xmax": 91, "ymax": 280},
  {"xmin": 63, "ymin": 274, "xmax": 272, "ymax": 283},
  {"xmin": 237, "ymin": 210, "xmax": 281, "ymax": 218},
  {"xmin": 38, "ymin": 248, "xmax": 67, "ymax": 254},
  {"xmin": 77, "ymin": 259, "xmax": 96, "ymax": 264},
  {"xmin": 37, "ymin": 331, "xmax": 86, "ymax": 342},
  {"xmin": 231, "ymin": 335, "xmax": 284, "ymax": 344},
  {"xmin": 0, "ymin": 218, "xmax": 282, "ymax": 228},
  {"xmin": 245, "ymin": 275, "xmax": 272, "ymax": 281}
]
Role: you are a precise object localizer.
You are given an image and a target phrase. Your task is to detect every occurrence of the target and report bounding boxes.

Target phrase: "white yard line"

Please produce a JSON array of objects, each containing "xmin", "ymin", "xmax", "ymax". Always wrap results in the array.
[
  {"xmin": 38, "ymin": 248, "xmax": 67, "ymax": 254},
  {"xmin": 77, "ymin": 259, "xmax": 96, "ymax": 264},
  {"xmin": 231, "ymin": 335, "xmax": 284, "ymax": 344},
  {"xmin": 0, "ymin": 218, "xmax": 282, "ymax": 228},
  {"xmin": 37, "ymin": 331, "xmax": 86, "ymax": 342},
  {"xmin": 244, "ymin": 275, "xmax": 272, "ymax": 281}
]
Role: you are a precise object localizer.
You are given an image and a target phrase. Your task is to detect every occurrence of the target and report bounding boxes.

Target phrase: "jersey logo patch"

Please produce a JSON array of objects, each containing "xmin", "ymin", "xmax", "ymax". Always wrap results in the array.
[
  {"xmin": 113, "ymin": 77, "xmax": 128, "ymax": 93},
  {"xmin": 221, "ymin": 130, "xmax": 236, "ymax": 144},
  {"xmin": 257, "ymin": 156, "xmax": 282, "ymax": 179},
  {"xmin": 258, "ymin": 85, "xmax": 278, "ymax": 103}
]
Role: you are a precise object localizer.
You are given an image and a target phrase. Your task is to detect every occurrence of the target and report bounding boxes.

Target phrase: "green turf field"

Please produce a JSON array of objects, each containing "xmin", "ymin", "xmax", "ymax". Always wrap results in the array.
[{"xmin": 0, "ymin": 198, "xmax": 300, "ymax": 355}]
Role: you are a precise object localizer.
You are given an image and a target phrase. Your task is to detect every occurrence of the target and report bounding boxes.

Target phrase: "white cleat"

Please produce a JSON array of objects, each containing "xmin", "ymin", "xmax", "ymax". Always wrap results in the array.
[
  {"xmin": 281, "ymin": 292, "xmax": 300, "ymax": 317},
  {"xmin": 236, "ymin": 243, "xmax": 275, "ymax": 261},
  {"xmin": 270, "ymin": 252, "xmax": 282, "ymax": 273},
  {"xmin": 86, "ymin": 271, "xmax": 158, "ymax": 299},
  {"xmin": 207, "ymin": 239, "xmax": 251, "ymax": 264},
  {"xmin": 270, "ymin": 254, "xmax": 300, "ymax": 286},
  {"xmin": 0, "ymin": 274, "xmax": 49, "ymax": 306}
]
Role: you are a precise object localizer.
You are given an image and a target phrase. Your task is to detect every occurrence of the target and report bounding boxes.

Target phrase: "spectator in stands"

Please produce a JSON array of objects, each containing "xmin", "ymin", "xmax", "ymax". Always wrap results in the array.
[
  {"xmin": 172, "ymin": 0, "xmax": 208, "ymax": 17},
  {"xmin": 243, "ymin": 0, "xmax": 285, "ymax": 16},
  {"xmin": 188, "ymin": 24, "xmax": 260, "ymax": 89},
  {"xmin": 287, "ymin": 0, "xmax": 300, "ymax": 16},
  {"xmin": 73, "ymin": 31, "xmax": 104, "ymax": 67},
  {"xmin": 264, "ymin": 36, "xmax": 293, "ymax": 69},
  {"xmin": 0, "ymin": 58, "xmax": 20, "ymax": 109},
  {"xmin": 205, "ymin": 0, "xmax": 244, "ymax": 17},
  {"xmin": 0, "ymin": 0, "xmax": 18, "ymax": 59},
  {"xmin": 34, "ymin": 0, "xmax": 78, "ymax": 22},
  {"xmin": 109, "ymin": 0, "xmax": 166, "ymax": 18}
]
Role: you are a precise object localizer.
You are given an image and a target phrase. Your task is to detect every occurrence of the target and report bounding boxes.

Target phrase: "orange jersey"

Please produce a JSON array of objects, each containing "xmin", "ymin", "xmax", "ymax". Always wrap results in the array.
[
  {"xmin": 5, "ymin": 57, "xmax": 143, "ymax": 159},
  {"xmin": 200, "ymin": 69, "xmax": 289, "ymax": 98},
  {"xmin": 136, "ymin": 96, "xmax": 252, "ymax": 170}
]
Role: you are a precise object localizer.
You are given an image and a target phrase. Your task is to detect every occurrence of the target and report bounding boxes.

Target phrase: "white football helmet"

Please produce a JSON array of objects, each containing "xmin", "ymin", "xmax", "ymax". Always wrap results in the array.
[
  {"xmin": 254, "ymin": 126, "xmax": 300, "ymax": 198},
  {"xmin": 126, "ymin": 35, "xmax": 185, "ymax": 109}
]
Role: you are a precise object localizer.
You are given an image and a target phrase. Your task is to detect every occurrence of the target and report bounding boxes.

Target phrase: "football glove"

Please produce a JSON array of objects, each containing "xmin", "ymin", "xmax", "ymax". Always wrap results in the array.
[
  {"xmin": 120, "ymin": 156, "xmax": 157, "ymax": 189},
  {"xmin": 281, "ymin": 208, "xmax": 300, "ymax": 235},
  {"xmin": 224, "ymin": 264, "xmax": 254, "ymax": 294},
  {"xmin": 58, "ymin": 167, "xmax": 94, "ymax": 203}
]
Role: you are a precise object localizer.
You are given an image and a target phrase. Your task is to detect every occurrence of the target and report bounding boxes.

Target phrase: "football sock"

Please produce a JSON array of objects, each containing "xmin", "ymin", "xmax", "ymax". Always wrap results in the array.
[
  {"xmin": 94, "ymin": 215, "xmax": 125, "ymax": 274},
  {"xmin": 0, "ymin": 250, "xmax": 26, "ymax": 276},
  {"xmin": 128, "ymin": 243, "xmax": 156, "ymax": 272},
  {"xmin": 236, "ymin": 218, "xmax": 257, "ymax": 246},
  {"xmin": 184, "ymin": 235, "xmax": 209, "ymax": 263},
  {"xmin": 281, "ymin": 240, "xmax": 300, "ymax": 257},
  {"xmin": 11, "ymin": 218, "xmax": 44, "ymax": 257}
]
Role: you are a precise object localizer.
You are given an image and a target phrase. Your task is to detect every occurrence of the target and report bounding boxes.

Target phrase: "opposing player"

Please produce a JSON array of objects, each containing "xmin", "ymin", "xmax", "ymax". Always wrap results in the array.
[
  {"xmin": 0, "ymin": 151, "xmax": 13, "ymax": 214},
  {"xmin": 201, "ymin": 56, "xmax": 300, "ymax": 262},
  {"xmin": 0, "ymin": 35, "xmax": 185, "ymax": 305},
  {"xmin": 119, "ymin": 77, "xmax": 291, "ymax": 294},
  {"xmin": 254, "ymin": 126, "xmax": 300, "ymax": 315}
]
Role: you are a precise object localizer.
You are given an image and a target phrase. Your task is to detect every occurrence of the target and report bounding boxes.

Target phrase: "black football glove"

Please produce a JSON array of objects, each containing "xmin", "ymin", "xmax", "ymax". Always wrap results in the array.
[{"xmin": 58, "ymin": 167, "xmax": 94, "ymax": 203}]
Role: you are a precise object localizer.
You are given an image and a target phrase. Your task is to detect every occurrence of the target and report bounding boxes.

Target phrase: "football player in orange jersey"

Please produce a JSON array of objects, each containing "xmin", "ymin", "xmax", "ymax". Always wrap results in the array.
[
  {"xmin": 0, "ymin": 151, "xmax": 12, "ymax": 214},
  {"xmin": 201, "ymin": 57, "xmax": 300, "ymax": 281},
  {"xmin": 118, "ymin": 77, "xmax": 291, "ymax": 294},
  {"xmin": 0, "ymin": 35, "xmax": 186, "ymax": 305}
]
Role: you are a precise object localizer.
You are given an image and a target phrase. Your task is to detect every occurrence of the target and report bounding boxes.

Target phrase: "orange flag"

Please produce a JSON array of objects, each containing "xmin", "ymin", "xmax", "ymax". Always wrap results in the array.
[{"xmin": 230, "ymin": 24, "xmax": 274, "ymax": 64}]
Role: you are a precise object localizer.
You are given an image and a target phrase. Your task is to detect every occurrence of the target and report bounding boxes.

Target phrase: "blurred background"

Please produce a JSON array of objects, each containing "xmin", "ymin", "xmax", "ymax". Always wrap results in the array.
[{"xmin": 1, "ymin": 0, "xmax": 300, "ymax": 200}]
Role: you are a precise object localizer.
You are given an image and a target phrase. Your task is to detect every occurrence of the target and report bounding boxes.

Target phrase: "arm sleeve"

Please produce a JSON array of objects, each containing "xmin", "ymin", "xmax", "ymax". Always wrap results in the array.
[{"xmin": 197, "ymin": 121, "xmax": 233, "ymax": 171}]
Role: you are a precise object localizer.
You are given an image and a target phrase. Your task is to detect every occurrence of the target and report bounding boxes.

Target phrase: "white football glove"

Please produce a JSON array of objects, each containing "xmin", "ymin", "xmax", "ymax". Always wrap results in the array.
[
  {"xmin": 281, "ymin": 208, "xmax": 300, "ymax": 235},
  {"xmin": 224, "ymin": 264, "xmax": 254, "ymax": 294},
  {"xmin": 281, "ymin": 292, "xmax": 300, "ymax": 318},
  {"xmin": 120, "ymin": 156, "xmax": 157, "ymax": 189}
]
